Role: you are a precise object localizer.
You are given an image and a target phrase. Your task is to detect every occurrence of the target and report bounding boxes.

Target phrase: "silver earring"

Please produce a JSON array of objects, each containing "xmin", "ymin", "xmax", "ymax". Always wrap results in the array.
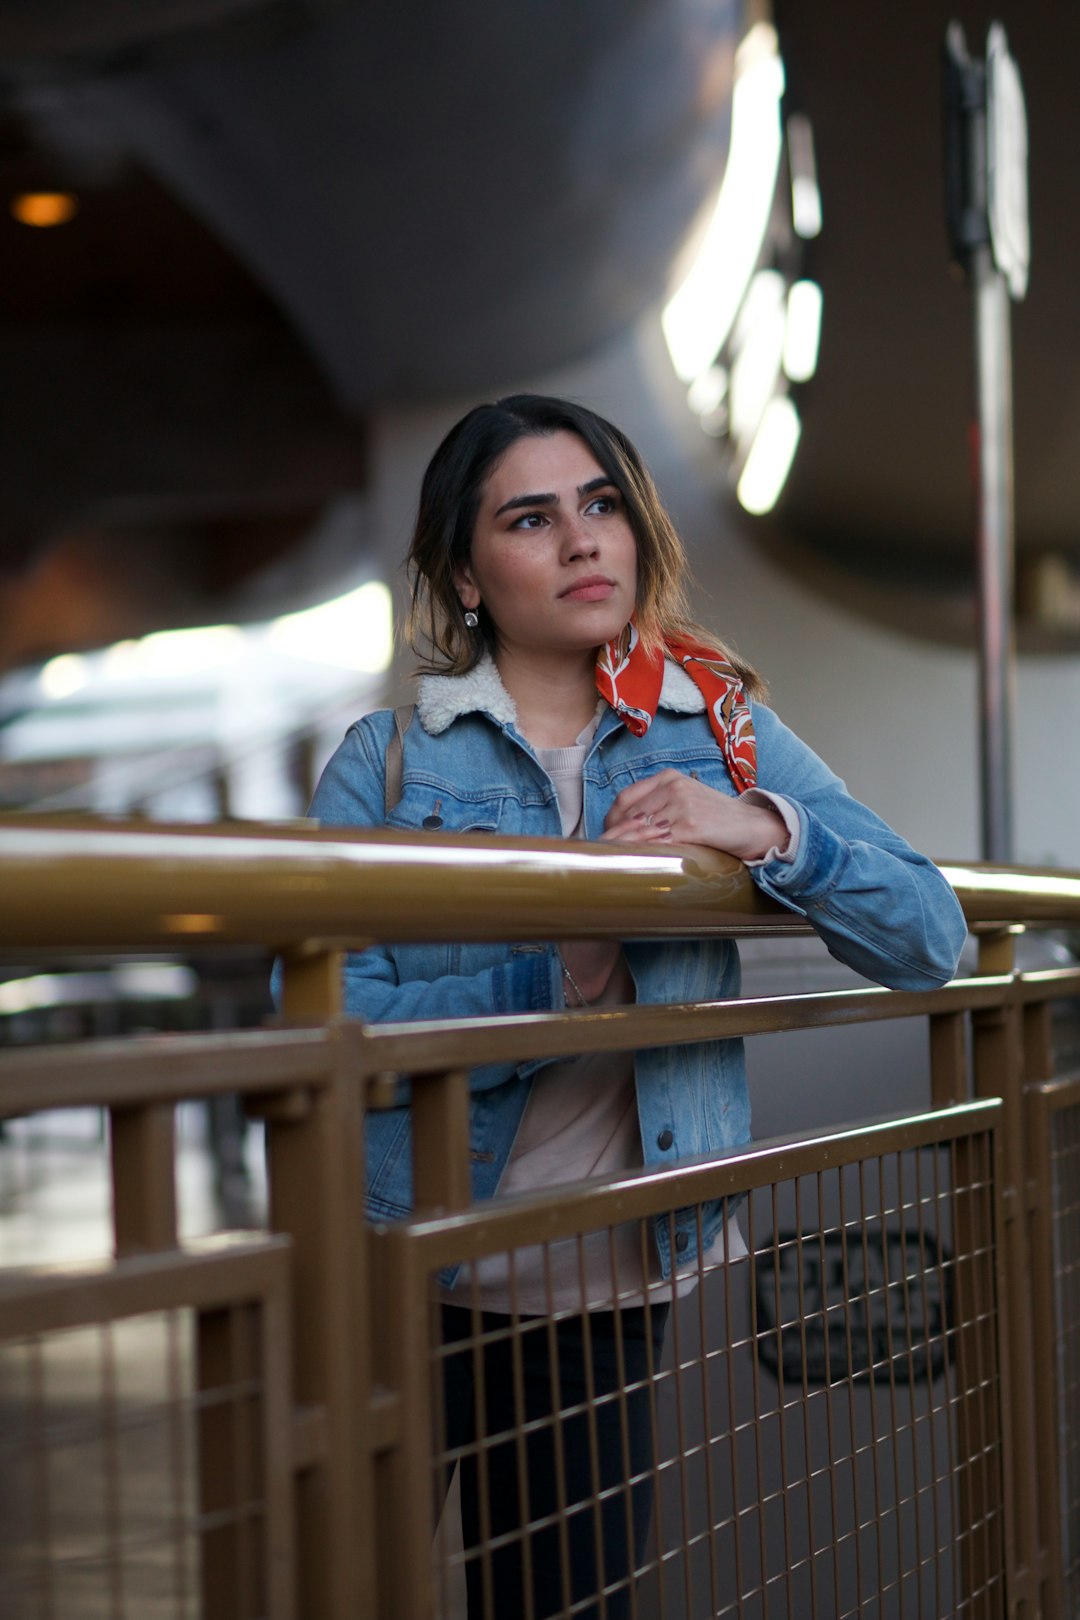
[{"xmin": 464, "ymin": 609, "xmax": 479, "ymax": 629}]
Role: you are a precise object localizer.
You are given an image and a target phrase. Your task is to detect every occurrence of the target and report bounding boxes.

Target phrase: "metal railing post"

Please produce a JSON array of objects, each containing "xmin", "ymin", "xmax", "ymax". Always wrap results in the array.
[
  {"xmin": 362, "ymin": 1064, "xmax": 472, "ymax": 1619},
  {"xmin": 264, "ymin": 947, "xmax": 371, "ymax": 1620},
  {"xmin": 197, "ymin": 1302, "xmax": 264, "ymax": 1619},
  {"xmin": 971, "ymin": 929, "xmax": 1037, "ymax": 1617},
  {"xmin": 1023, "ymin": 1004, "xmax": 1065, "ymax": 1620},
  {"xmin": 374, "ymin": 1226, "xmax": 438, "ymax": 1620},
  {"xmin": 411, "ymin": 1068, "xmax": 473, "ymax": 1216},
  {"xmin": 930, "ymin": 1008, "xmax": 969, "ymax": 1108},
  {"xmin": 109, "ymin": 1102, "xmax": 178, "ymax": 1257}
]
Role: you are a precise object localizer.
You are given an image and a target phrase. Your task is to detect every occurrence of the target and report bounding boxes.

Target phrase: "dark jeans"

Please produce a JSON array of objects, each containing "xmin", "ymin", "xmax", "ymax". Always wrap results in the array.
[{"xmin": 439, "ymin": 1301, "xmax": 670, "ymax": 1620}]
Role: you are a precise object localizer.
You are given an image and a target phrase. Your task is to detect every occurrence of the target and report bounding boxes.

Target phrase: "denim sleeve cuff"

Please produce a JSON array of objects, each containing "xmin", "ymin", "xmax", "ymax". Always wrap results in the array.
[
  {"xmin": 749, "ymin": 800, "xmax": 850, "ymax": 900},
  {"xmin": 741, "ymin": 790, "xmax": 800, "ymax": 867}
]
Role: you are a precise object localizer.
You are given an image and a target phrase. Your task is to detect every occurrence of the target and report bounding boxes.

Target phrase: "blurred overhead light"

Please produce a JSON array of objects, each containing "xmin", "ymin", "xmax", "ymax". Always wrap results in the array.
[
  {"xmin": 660, "ymin": 27, "xmax": 822, "ymax": 518},
  {"xmin": 101, "ymin": 640, "xmax": 142, "ymax": 680},
  {"xmin": 90, "ymin": 626, "xmax": 248, "ymax": 682},
  {"xmin": 782, "ymin": 280, "xmax": 823, "ymax": 382},
  {"xmin": 0, "ymin": 964, "xmax": 195, "ymax": 1016},
  {"xmin": 786, "ymin": 115, "xmax": 822, "ymax": 239},
  {"xmin": 661, "ymin": 23, "xmax": 785, "ymax": 384},
  {"xmin": 736, "ymin": 397, "xmax": 802, "ymax": 516},
  {"xmin": 729, "ymin": 270, "xmax": 787, "ymax": 447},
  {"xmin": 11, "ymin": 191, "xmax": 79, "ymax": 227},
  {"xmin": 686, "ymin": 366, "xmax": 728, "ymax": 418},
  {"xmin": 267, "ymin": 581, "xmax": 392, "ymax": 672},
  {"xmin": 40, "ymin": 653, "xmax": 89, "ymax": 699}
]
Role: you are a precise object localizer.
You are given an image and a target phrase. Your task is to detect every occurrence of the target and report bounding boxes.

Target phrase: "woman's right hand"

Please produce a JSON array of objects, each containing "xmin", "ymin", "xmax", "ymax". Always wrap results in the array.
[{"xmin": 601, "ymin": 769, "xmax": 788, "ymax": 861}]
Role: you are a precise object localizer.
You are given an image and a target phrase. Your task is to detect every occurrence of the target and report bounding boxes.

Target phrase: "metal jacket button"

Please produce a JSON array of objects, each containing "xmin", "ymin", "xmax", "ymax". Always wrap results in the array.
[
  {"xmin": 675, "ymin": 1232, "xmax": 690, "ymax": 1253},
  {"xmin": 657, "ymin": 1129, "xmax": 674, "ymax": 1151}
]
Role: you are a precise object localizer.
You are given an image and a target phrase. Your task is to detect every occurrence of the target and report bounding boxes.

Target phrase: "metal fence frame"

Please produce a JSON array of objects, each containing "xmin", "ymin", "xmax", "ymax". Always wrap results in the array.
[
  {"xmin": 375, "ymin": 1099, "xmax": 1007, "ymax": 1619},
  {"xmin": 2, "ymin": 819, "xmax": 1079, "ymax": 1617}
]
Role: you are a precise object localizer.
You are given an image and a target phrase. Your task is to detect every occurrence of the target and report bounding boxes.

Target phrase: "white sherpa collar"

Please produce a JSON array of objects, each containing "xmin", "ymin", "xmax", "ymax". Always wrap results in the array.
[
  {"xmin": 416, "ymin": 655, "xmax": 517, "ymax": 734},
  {"xmin": 415, "ymin": 653, "xmax": 705, "ymax": 735},
  {"xmin": 658, "ymin": 658, "xmax": 707, "ymax": 713}
]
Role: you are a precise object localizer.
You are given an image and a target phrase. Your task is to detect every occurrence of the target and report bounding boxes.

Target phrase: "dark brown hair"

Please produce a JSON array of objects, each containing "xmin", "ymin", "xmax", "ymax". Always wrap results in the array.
[{"xmin": 405, "ymin": 393, "xmax": 764, "ymax": 696}]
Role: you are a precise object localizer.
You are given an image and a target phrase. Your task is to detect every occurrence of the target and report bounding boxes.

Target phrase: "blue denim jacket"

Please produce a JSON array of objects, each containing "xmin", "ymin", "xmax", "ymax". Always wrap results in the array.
[{"xmin": 308, "ymin": 658, "xmax": 966, "ymax": 1278}]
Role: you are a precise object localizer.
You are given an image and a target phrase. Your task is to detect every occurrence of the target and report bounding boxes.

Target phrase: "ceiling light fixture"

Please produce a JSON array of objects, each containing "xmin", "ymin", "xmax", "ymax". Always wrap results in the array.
[
  {"xmin": 661, "ymin": 23, "xmax": 785, "ymax": 384},
  {"xmin": 736, "ymin": 397, "xmax": 802, "ymax": 516},
  {"xmin": 660, "ymin": 22, "xmax": 820, "ymax": 518},
  {"xmin": 782, "ymin": 280, "xmax": 824, "ymax": 383},
  {"xmin": 786, "ymin": 115, "xmax": 822, "ymax": 240},
  {"xmin": 686, "ymin": 366, "xmax": 728, "ymax": 418},
  {"xmin": 11, "ymin": 191, "xmax": 79, "ymax": 228},
  {"xmin": 729, "ymin": 270, "xmax": 788, "ymax": 446}
]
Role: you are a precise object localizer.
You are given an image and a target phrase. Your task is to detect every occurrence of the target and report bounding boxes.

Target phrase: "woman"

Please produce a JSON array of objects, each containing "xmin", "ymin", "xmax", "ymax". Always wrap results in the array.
[{"xmin": 308, "ymin": 394, "xmax": 967, "ymax": 1618}]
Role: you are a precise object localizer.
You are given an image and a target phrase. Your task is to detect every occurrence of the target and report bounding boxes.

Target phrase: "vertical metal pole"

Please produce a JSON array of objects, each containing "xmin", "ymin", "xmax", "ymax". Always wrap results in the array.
[
  {"xmin": 947, "ymin": 23, "xmax": 1026, "ymax": 864},
  {"xmin": 965, "ymin": 34, "xmax": 1016, "ymax": 861},
  {"xmin": 972, "ymin": 240, "xmax": 1017, "ymax": 862}
]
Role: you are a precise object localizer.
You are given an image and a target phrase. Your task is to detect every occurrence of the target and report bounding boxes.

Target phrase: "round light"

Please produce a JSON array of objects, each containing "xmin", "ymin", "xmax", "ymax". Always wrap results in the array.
[
  {"xmin": 11, "ymin": 192, "xmax": 79, "ymax": 228},
  {"xmin": 40, "ymin": 653, "xmax": 89, "ymax": 700}
]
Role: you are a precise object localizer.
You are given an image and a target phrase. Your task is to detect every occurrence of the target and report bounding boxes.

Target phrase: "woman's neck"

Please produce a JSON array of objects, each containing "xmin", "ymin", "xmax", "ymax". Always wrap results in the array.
[{"xmin": 494, "ymin": 646, "xmax": 601, "ymax": 749}]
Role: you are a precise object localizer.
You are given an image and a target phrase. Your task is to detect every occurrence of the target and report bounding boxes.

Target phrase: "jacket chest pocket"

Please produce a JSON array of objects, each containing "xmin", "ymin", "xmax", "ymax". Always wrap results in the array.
[
  {"xmin": 386, "ymin": 784, "xmax": 508, "ymax": 981},
  {"xmin": 386, "ymin": 783, "xmax": 504, "ymax": 834},
  {"xmin": 608, "ymin": 753, "xmax": 737, "ymax": 799}
]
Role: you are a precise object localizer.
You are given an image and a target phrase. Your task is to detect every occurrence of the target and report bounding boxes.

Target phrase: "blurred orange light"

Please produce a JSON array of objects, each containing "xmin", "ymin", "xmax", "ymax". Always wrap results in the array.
[{"xmin": 11, "ymin": 191, "xmax": 79, "ymax": 227}]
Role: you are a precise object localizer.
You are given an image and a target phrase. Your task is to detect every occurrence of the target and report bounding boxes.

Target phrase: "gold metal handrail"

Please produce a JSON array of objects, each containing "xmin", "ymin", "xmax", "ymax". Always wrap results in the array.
[
  {"xmin": 0, "ymin": 819, "xmax": 787, "ymax": 948},
  {"xmin": 3, "ymin": 816, "xmax": 1080, "ymax": 948}
]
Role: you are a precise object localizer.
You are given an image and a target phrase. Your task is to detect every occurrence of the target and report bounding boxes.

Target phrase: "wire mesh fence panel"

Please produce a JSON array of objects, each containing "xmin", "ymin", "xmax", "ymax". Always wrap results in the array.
[
  {"xmin": 386, "ymin": 1109, "xmax": 1006, "ymax": 1620},
  {"xmin": 0, "ymin": 1243, "xmax": 293, "ymax": 1620},
  {"xmin": 1050, "ymin": 1094, "xmax": 1080, "ymax": 1614},
  {"xmin": 1, "ymin": 1311, "xmax": 200, "ymax": 1620}
]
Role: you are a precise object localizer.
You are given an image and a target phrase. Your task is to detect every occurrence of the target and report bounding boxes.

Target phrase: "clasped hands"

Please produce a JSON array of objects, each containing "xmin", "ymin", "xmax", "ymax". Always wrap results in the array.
[{"xmin": 559, "ymin": 770, "xmax": 788, "ymax": 1002}]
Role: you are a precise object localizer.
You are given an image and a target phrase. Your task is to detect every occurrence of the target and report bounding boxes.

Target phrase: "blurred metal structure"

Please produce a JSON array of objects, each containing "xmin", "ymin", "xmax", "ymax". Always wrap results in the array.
[
  {"xmin": 1, "ymin": 823, "xmax": 1079, "ymax": 1615},
  {"xmin": 944, "ymin": 22, "xmax": 1030, "ymax": 861}
]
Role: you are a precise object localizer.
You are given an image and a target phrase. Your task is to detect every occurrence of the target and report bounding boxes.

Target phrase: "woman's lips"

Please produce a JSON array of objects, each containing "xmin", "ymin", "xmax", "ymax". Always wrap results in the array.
[{"xmin": 560, "ymin": 575, "xmax": 616, "ymax": 602}]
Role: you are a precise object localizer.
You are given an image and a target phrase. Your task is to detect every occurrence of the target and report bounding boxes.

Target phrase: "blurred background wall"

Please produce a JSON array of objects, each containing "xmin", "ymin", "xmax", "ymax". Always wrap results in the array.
[{"xmin": 1, "ymin": 0, "xmax": 1077, "ymax": 862}]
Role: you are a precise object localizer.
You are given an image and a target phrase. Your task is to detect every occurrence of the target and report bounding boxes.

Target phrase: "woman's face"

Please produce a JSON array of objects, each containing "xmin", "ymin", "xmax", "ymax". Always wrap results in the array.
[{"xmin": 454, "ymin": 431, "xmax": 638, "ymax": 662}]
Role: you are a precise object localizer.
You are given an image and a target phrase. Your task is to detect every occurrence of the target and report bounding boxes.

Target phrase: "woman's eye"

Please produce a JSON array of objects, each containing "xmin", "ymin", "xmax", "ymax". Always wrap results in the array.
[
  {"xmin": 585, "ymin": 494, "xmax": 618, "ymax": 515},
  {"xmin": 510, "ymin": 511, "xmax": 548, "ymax": 530}
]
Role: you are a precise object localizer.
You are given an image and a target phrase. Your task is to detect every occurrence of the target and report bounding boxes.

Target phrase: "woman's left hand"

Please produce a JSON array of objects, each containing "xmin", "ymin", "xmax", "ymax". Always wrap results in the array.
[{"xmin": 601, "ymin": 769, "xmax": 789, "ymax": 863}]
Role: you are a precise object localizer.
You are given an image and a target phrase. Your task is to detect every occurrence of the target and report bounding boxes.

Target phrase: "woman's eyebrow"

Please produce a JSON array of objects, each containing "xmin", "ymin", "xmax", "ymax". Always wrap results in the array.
[
  {"xmin": 493, "ymin": 475, "xmax": 615, "ymax": 518},
  {"xmin": 494, "ymin": 491, "xmax": 556, "ymax": 517}
]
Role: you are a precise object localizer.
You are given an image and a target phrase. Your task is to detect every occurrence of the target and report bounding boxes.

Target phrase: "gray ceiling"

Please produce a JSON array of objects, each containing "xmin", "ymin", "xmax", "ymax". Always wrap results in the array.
[{"xmin": 0, "ymin": 0, "xmax": 1077, "ymax": 668}]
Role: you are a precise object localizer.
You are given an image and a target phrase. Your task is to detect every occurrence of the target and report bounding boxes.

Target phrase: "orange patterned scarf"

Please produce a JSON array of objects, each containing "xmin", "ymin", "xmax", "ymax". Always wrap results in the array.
[{"xmin": 595, "ymin": 623, "xmax": 757, "ymax": 793}]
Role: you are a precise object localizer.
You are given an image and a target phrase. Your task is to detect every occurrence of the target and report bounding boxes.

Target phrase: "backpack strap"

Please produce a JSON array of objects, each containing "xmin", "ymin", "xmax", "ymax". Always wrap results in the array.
[{"xmin": 383, "ymin": 704, "xmax": 415, "ymax": 818}]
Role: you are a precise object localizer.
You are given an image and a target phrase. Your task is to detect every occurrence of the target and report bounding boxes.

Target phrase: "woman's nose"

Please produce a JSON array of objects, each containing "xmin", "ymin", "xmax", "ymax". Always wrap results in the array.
[{"xmin": 563, "ymin": 516, "xmax": 599, "ymax": 559}]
